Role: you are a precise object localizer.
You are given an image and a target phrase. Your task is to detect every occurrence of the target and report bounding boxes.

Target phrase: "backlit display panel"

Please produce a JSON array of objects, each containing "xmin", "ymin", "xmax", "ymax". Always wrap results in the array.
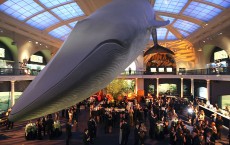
[
  {"xmin": 30, "ymin": 55, "xmax": 43, "ymax": 63},
  {"xmin": 0, "ymin": 48, "xmax": 5, "ymax": 58}
]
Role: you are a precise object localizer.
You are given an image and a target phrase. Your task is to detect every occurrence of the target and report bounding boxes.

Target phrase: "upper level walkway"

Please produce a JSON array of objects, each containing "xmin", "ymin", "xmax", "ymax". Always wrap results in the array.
[{"xmin": 0, "ymin": 67, "xmax": 230, "ymax": 81}]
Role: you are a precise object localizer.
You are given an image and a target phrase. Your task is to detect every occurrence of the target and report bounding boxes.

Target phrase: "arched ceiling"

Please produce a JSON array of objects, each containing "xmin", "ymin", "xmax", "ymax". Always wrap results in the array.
[{"xmin": 0, "ymin": 0, "xmax": 230, "ymax": 47}]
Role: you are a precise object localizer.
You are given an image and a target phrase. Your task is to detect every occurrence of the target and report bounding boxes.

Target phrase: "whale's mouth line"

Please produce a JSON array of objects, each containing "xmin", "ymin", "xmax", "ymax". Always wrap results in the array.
[{"xmin": 10, "ymin": 39, "xmax": 126, "ymax": 119}]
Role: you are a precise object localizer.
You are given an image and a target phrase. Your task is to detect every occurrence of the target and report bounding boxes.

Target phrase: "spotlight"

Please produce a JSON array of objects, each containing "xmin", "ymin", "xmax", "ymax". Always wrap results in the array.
[{"xmin": 188, "ymin": 108, "xmax": 193, "ymax": 114}]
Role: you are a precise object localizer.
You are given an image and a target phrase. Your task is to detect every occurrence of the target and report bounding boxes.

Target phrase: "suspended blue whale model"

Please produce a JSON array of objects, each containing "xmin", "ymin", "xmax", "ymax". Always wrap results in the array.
[{"xmin": 9, "ymin": 0, "xmax": 169, "ymax": 122}]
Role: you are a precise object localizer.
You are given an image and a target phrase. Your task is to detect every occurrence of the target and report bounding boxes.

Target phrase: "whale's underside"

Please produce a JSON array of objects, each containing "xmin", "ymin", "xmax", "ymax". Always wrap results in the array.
[{"xmin": 9, "ymin": 0, "xmax": 169, "ymax": 122}]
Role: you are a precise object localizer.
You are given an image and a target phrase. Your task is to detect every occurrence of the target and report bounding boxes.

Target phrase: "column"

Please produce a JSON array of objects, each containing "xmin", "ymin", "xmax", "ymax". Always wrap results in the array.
[
  {"xmin": 191, "ymin": 78, "xmax": 194, "ymax": 95},
  {"xmin": 181, "ymin": 78, "xmax": 183, "ymax": 98},
  {"xmin": 11, "ymin": 81, "xmax": 15, "ymax": 107},
  {"xmin": 156, "ymin": 78, "xmax": 159, "ymax": 97},
  {"xmin": 207, "ymin": 80, "xmax": 210, "ymax": 101},
  {"xmin": 135, "ymin": 78, "xmax": 144, "ymax": 95}
]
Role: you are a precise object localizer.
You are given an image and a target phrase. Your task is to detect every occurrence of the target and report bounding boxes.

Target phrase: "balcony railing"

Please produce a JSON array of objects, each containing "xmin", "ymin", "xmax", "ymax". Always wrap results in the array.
[
  {"xmin": 0, "ymin": 67, "xmax": 230, "ymax": 76},
  {"xmin": 120, "ymin": 67, "xmax": 230, "ymax": 76},
  {"xmin": 0, "ymin": 68, "xmax": 40, "ymax": 76}
]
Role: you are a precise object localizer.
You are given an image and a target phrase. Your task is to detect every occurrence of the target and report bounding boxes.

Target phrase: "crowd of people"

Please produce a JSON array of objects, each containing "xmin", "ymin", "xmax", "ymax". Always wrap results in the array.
[
  {"xmin": 1, "ymin": 94, "xmax": 228, "ymax": 145},
  {"xmin": 83, "ymin": 94, "xmax": 228, "ymax": 145}
]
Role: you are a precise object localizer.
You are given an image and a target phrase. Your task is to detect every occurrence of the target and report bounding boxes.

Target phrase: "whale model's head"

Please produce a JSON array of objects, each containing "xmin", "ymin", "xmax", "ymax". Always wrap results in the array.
[{"xmin": 9, "ymin": 0, "xmax": 169, "ymax": 122}]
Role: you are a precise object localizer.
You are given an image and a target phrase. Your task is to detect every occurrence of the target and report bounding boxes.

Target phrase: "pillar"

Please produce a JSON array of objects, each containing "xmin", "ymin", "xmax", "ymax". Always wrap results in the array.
[
  {"xmin": 207, "ymin": 80, "xmax": 210, "ymax": 101},
  {"xmin": 135, "ymin": 78, "xmax": 144, "ymax": 95},
  {"xmin": 156, "ymin": 78, "xmax": 159, "ymax": 97},
  {"xmin": 181, "ymin": 78, "xmax": 183, "ymax": 98},
  {"xmin": 11, "ymin": 81, "xmax": 15, "ymax": 107},
  {"xmin": 191, "ymin": 78, "xmax": 194, "ymax": 95}
]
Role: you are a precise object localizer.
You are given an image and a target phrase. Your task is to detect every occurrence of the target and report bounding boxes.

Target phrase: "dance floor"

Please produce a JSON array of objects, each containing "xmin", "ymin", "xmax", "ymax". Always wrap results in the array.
[{"xmin": 0, "ymin": 108, "xmax": 229, "ymax": 145}]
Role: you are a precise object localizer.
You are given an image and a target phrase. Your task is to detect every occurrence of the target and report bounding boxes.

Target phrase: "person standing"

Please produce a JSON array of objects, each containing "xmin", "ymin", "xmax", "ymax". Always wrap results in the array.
[
  {"xmin": 192, "ymin": 130, "xmax": 201, "ymax": 145},
  {"xmin": 215, "ymin": 115, "xmax": 223, "ymax": 140},
  {"xmin": 46, "ymin": 114, "xmax": 54, "ymax": 140},
  {"xmin": 190, "ymin": 93, "xmax": 194, "ymax": 103},
  {"xmin": 65, "ymin": 121, "xmax": 72, "ymax": 145},
  {"xmin": 139, "ymin": 122, "xmax": 147, "ymax": 145},
  {"xmin": 83, "ymin": 129, "xmax": 90, "ymax": 145},
  {"xmin": 121, "ymin": 120, "xmax": 130, "ymax": 145},
  {"xmin": 119, "ymin": 120, "xmax": 123, "ymax": 145},
  {"xmin": 42, "ymin": 116, "xmax": 46, "ymax": 136},
  {"xmin": 134, "ymin": 124, "xmax": 140, "ymax": 145},
  {"xmin": 36, "ymin": 118, "xmax": 43, "ymax": 140}
]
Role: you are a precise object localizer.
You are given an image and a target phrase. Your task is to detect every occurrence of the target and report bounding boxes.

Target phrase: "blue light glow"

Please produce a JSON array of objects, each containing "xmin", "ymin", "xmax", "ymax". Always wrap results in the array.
[
  {"xmin": 167, "ymin": 31, "xmax": 177, "ymax": 40},
  {"xmin": 157, "ymin": 28, "xmax": 168, "ymax": 40},
  {"xmin": 0, "ymin": 0, "xmax": 44, "ymax": 21},
  {"xmin": 154, "ymin": 0, "xmax": 188, "ymax": 14},
  {"xmin": 69, "ymin": 21, "xmax": 78, "ymax": 28},
  {"xmin": 39, "ymin": 0, "xmax": 73, "ymax": 8},
  {"xmin": 204, "ymin": 0, "xmax": 230, "ymax": 8},
  {"xmin": 26, "ymin": 12, "xmax": 60, "ymax": 30},
  {"xmin": 173, "ymin": 19, "xmax": 200, "ymax": 33},
  {"xmin": 159, "ymin": 15, "xmax": 175, "ymax": 24},
  {"xmin": 183, "ymin": 2, "xmax": 222, "ymax": 22},
  {"xmin": 178, "ymin": 29, "xmax": 189, "ymax": 37},
  {"xmin": 51, "ymin": 3, "xmax": 84, "ymax": 20},
  {"xmin": 48, "ymin": 25, "xmax": 72, "ymax": 40}
]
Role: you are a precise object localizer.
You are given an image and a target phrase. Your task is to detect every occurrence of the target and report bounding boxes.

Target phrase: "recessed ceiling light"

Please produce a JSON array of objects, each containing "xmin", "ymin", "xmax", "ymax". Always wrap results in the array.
[
  {"xmin": 203, "ymin": 40, "xmax": 205, "ymax": 43},
  {"xmin": 40, "ymin": 43, "xmax": 42, "ymax": 45},
  {"xmin": 35, "ymin": 42, "xmax": 38, "ymax": 44},
  {"xmin": 28, "ymin": 41, "xmax": 31, "ymax": 43}
]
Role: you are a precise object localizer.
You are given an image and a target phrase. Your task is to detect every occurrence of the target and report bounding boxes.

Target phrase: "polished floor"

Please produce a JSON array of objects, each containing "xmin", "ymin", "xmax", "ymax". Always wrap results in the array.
[{"xmin": 0, "ymin": 108, "xmax": 229, "ymax": 145}]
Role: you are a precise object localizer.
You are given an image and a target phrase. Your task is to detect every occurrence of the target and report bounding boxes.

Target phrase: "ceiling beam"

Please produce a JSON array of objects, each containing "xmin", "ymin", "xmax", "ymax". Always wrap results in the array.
[
  {"xmin": 75, "ymin": 0, "xmax": 111, "ymax": 14},
  {"xmin": 25, "ymin": 0, "xmax": 74, "ymax": 22},
  {"xmin": 156, "ymin": 11, "xmax": 204, "ymax": 26},
  {"xmin": 156, "ymin": 15, "xmax": 183, "ymax": 39},
  {"xmin": 0, "ymin": 12, "xmax": 62, "ymax": 48},
  {"xmin": 45, "ymin": 15, "xmax": 86, "ymax": 32},
  {"xmin": 188, "ymin": 8, "xmax": 230, "ymax": 44}
]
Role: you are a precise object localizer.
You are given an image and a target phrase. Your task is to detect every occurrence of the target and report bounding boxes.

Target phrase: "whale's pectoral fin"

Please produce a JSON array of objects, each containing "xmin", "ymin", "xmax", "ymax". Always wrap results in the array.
[{"xmin": 149, "ymin": 20, "xmax": 170, "ymax": 28}]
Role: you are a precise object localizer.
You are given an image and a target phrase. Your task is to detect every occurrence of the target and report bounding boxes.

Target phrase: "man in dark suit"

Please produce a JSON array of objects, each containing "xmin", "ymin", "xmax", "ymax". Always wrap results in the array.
[
  {"xmin": 121, "ymin": 120, "xmax": 130, "ymax": 145},
  {"xmin": 134, "ymin": 124, "xmax": 140, "ymax": 145},
  {"xmin": 46, "ymin": 114, "xmax": 54, "ymax": 139},
  {"xmin": 65, "ymin": 121, "xmax": 72, "ymax": 145},
  {"xmin": 83, "ymin": 129, "xmax": 90, "ymax": 145},
  {"xmin": 192, "ymin": 129, "xmax": 201, "ymax": 145}
]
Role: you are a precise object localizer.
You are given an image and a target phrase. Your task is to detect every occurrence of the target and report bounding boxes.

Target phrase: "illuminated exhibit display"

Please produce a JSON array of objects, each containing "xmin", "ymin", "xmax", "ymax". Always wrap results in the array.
[
  {"xmin": 0, "ymin": 48, "xmax": 5, "ymax": 58},
  {"xmin": 9, "ymin": 0, "xmax": 169, "ymax": 122}
]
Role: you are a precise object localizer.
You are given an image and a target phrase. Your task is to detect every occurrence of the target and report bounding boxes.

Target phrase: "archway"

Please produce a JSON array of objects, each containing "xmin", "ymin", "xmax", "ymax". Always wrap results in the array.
[{"xmin": 145, "ymin": 53, "xmax": 176, "ymax": 74}]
